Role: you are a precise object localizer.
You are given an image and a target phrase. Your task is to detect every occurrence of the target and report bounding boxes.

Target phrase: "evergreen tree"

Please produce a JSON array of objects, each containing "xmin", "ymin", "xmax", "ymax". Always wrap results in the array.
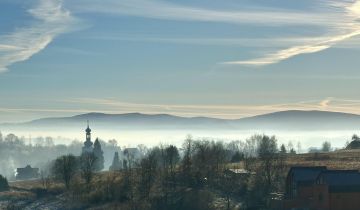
[
  {"xmin": 0, "ymin": 174, "xmax": 9, "ymax": 192},
  {"xmin": 290, "ymin": 148, "xmax": 296, "ymax": 154},
  {"xmin": 93, "ymin": 138, "xmax": 104, "ymax": 171},
  {"xmin": 280, "ymin": 144, "xmax": 287, "ymax": 154},
  {"xmin": 110, "ymin": 151, "xmax": 122, "ymax": 171}
]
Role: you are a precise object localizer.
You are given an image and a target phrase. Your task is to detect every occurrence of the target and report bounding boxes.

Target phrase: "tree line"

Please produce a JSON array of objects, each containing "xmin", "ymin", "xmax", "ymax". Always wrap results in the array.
[{"xmin": 48, "ymin": 134, "xmax": 290, "ymax": 210}]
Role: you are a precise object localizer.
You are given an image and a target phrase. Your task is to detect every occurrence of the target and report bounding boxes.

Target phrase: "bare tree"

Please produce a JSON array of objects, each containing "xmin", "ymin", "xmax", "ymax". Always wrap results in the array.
[
  {"xmin": 52, "ymin": 154, "xmax": 78, "ymax": 190},
  {"xmin": 297, "ymin": 141, "xmax": 302, "ymax": 154},
  {"xmin": 138, "ymin": 149, "xmax": 159, "ymax": 199},
  {"xmin": 165, "ymin": 145, "xmax": 180, "ymax": 182},
  {"xmin": 257, "ymin": 135, "xmax": 279, "ymax": 190},
  {"xmin": 40, "ymin": 170, "xmax": 52, "ymax": 190},
  {"xmin": 80, "ymin": 153, "xmax": 97, "ymax": 185},
  {"xmin": 181, "ymin": 136, "xmax": 194, "ymax": 186}
]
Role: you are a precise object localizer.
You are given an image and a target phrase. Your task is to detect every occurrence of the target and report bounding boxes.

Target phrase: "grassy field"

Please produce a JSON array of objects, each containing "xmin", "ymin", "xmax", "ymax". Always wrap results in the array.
[{"xmin": 286, "ymin": 149, "xmax": 360, "ymax": 170}]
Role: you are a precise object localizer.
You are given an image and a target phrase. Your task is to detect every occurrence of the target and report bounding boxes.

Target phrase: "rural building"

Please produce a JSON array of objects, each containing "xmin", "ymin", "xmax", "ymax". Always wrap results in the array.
[
  {"xmin": 278, "ymin": 166, "xmax": 360, "ymax": 210},
  {"xmin": 16, "ymin": 165, "xmax": 39, "ymax": 180},
  {"xmin": 224, "ymin": 168, "xmax": 255, "ymax": 179}
]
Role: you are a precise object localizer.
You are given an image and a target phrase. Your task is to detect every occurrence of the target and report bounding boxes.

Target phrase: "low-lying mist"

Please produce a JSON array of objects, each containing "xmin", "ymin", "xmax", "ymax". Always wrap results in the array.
[
  {"xmin": 0, "ymin": 127, "xmax": 356, "ymax": 180},
  {"xmin": 1, "ymin": 127, "xmax": 355, "ymax": 149}
]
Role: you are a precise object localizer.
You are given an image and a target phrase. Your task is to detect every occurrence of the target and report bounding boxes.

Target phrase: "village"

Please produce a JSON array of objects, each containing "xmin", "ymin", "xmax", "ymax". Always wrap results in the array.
[
  {"xmin": 1, "ymin": 123, "xmax": 360, "ymax": 210},
  {"xmin": 14, "ymin": 122, "xmax": 141, "ymax": 180}
]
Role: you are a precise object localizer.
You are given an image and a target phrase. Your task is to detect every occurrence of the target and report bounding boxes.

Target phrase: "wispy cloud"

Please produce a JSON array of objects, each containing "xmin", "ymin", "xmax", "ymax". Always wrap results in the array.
[
  {"xmin": 223, "ymin": 0, "xmax": 360, "ymax": 66},
  {"xmin": 319, "ymin": 98, "xmax": 333, "ymax": 108},
  {"xmin": 85, "ymin": 35, "xmax": 328, "ymax": 48},
  {"xmin": 74, "ymin": 0, "xmax": 360, "ymax": 66},
  {"xmin": 2, "ymin": 0, "xmax": 359, "ymax": 71},
  {"xmin": 75, "ymin": 0, "xmax": 338, "ymax": 26},
  {"xmin": 0, "ymin": 0, "xmax": 77, "ymax": 72}
]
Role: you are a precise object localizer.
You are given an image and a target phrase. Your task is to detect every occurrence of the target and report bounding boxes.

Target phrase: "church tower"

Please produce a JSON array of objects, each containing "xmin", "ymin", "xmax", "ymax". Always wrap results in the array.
[{"xmin": 82, "ymin": 121, "xmax": 93, "ymax": 154}]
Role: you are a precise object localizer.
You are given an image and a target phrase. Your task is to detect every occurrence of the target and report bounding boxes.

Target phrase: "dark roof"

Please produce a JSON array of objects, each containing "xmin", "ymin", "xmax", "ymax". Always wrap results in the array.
[
  {"xmin": 317, "ymin": 170, "xmax": 360, "ymax": 186},
  {"xmin": 17, "ymin": 165, "xmax": 39, "ymax": 171},
  {"xmin": 287, "ymin": 167, "xmax": 360, "ymax": 193},
  {"xmin": 329, "ymin": 185, "xmax": 360, "ymax": 193},
  {"xmin": 288, "ymin": 166, "xmax": 327, "ymax": 185},
  {"xmin": 312, "ymin": 169, "xmax": 360, "ymax": 192}
]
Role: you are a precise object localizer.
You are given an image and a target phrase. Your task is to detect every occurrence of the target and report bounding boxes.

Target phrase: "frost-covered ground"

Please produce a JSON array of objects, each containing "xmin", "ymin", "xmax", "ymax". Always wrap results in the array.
[{"xmin": 0, "ymin": 180, "xmax": 84, "ymax": 210}]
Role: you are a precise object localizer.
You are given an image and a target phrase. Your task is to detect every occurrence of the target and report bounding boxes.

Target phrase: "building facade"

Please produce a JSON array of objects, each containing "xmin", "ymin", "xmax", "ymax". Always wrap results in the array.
[
  {"xmin": 280, "ymin": 166, "xmax": 360, "ymax": 210},
  {"xmin": 16, "ymin": 165, "xmax": 39, "ymax": 180}
]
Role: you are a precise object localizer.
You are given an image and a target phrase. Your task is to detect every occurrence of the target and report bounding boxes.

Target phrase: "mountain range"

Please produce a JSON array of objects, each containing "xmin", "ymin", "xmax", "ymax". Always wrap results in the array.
[{"xmin": 2, "ymin": 110, "xmax": 360, "ymax": 131}]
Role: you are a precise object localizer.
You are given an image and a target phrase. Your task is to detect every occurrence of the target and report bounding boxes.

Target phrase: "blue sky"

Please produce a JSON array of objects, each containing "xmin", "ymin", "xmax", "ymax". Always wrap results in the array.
[{"xmin": 1, "ymin": 0, "xmax": 360, "ymax": 122}]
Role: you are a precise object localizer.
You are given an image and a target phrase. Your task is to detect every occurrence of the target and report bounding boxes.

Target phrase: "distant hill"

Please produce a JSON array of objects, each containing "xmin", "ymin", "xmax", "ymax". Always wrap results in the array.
[
  {"xmin": 2, "ymin": 112, "xmax": 231, "ymax": 130},
  {"xmin": 233, "ymin": 110, "xmax": 360, "ymax": 130},
  {"xmin": 2, "ymin": 110, "xmax": 360, "ymax": 130}
]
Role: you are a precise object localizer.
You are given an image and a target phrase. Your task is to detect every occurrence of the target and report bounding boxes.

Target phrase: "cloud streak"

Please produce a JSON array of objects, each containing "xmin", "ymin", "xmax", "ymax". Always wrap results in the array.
[
  {"xmin": 2, "ymin": 0, "xmax": 359, "ymax": 71},
  {"xmin": 75, "ymin": 0, "xmax": 339, "ymax": 27},
  {"xmin": 85, "ymin": 35, "xmax": 330, "ymax": 48},
  {"xmin": 3, "ymin": 97, "xmax": 360, "ymax": 122},
  {"xmin": 74, "ymin": 0, "xmax": 360, "ymax": 66},
  {"xmin": 0, "ymin": 0, "xmax": 76, "ymax": 72},
  {"xmin": 224, "ymin": 0, "xmax": 360, "ymax": 66}
]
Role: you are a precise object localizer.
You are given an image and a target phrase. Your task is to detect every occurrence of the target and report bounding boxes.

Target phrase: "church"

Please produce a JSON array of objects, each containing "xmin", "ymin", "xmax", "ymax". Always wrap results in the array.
[
  {"xmin": 82, "ymin": 122, "xmax": 104, "ymax": 171},
  {"xmin": 82, "ymin": 121, "xmax": 94, "ymax": 154}
]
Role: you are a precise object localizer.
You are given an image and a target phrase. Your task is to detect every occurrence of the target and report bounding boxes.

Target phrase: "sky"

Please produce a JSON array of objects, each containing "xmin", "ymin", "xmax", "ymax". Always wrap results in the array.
[{"xmin": 2, "ymin": 0, "xmax": 360, "ymax": 123}]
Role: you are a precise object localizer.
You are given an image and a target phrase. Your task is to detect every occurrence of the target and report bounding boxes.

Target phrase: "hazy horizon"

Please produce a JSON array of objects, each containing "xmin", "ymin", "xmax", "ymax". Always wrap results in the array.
[
  {"xmin": 1, "ymin": 109, "xmax": 360, "ymax": 150},
  {"xmin": 0, "ymin": 127, "xmax": 355, "ymax": 151}
]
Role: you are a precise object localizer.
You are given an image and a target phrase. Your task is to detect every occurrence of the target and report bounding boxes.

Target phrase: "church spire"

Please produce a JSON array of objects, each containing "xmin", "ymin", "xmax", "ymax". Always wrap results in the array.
[
  {"xmin": 85, "ymin": 120, "xmax": 91, "ymax": 137},
  {"xmin": 83, "ymin": 121, "xmax": 93, "ymax": 154}
]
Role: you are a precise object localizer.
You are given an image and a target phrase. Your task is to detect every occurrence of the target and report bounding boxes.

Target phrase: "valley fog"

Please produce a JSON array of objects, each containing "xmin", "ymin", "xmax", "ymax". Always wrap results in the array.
[
  {"xmin": 1, "ymin": 126, "xmax": 355, "ymax": 178},
  {"xmin": 0, "ymin": 128, "xmax": 355, "ymax": 151}
]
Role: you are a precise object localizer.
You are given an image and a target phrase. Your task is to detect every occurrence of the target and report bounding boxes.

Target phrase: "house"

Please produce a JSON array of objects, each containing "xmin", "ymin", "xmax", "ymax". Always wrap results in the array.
[
  {"xmin": 280, "ymin": 166, "xmax": 360, "ymax": 210},
  {"xmin": 224, "ymin": 168, "xmax": 254, "ymax": 179},
  {"xmin": 16, "ymin": 165, "xmax": 39, "ymax": 180},
  {"xmin": 285, "ymin": 166, "xmax": 327, "ymax": 200},
  {"xmin": 312, "ymin": 170, "xmax": 360, "ymax": 210}
]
